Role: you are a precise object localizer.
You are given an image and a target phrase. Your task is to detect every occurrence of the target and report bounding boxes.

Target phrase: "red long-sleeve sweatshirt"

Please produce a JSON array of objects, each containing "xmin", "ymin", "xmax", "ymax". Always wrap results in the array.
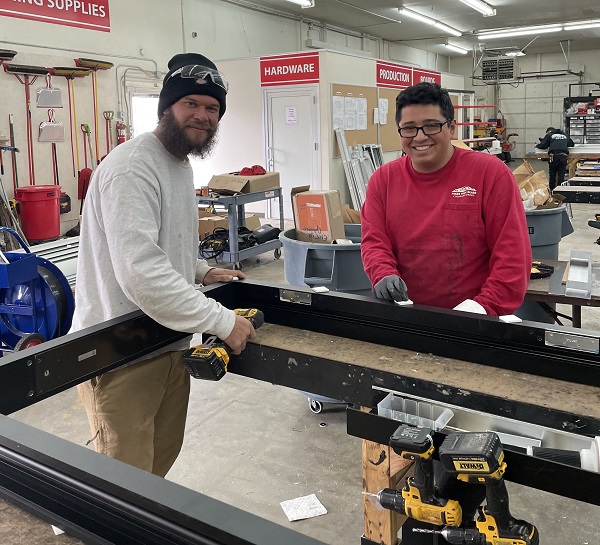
[{"xmin": 360, "ymin": 147, "xmax": 531, "ymax": 316}]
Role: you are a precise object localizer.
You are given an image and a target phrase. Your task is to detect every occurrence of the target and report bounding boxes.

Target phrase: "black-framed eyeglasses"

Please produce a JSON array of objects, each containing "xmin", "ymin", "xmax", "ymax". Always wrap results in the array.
[
  {"xmin": 397, "ymin": 120, "xmax": 450, "ymax": 138},
  {"xmin": 167, "ymin": 64, "xmax": 229, "ymax": 93}
]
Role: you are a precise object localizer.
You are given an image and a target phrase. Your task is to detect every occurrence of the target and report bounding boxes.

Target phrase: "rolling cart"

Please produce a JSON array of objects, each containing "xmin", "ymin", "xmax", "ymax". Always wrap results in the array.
[{"xmin": 198, "ymin": 188, "xmax": 284, "ymax": 269}]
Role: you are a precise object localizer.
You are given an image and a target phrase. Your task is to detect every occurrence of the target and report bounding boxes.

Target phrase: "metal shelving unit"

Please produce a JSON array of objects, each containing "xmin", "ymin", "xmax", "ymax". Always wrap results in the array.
[{"xmin": 198, "ymin": 187, "xmax": 284, "ymax": 268}]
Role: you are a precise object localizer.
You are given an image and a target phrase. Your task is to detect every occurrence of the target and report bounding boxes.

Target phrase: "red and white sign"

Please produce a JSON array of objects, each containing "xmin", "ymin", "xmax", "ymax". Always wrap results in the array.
[
  {"xmin": 0, "ymin": 0, "xmax": 110, "ymax": 32},
  {"xmin": 260, "ymin": 52, "xmax": 319, "ymax": 87},
  {"xmin": 413, "ymin": 68, "xmax": 442, "ymax": 85},
  {"xmin": 376, "ymin": 61, "xmax": 412, "ymax": 89}
]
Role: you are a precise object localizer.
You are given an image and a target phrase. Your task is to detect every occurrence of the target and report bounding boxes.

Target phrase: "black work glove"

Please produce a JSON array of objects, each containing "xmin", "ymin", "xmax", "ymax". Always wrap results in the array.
[{"xmin": 373, "ymin": 275, "xmax": 408, "ymax": 302}]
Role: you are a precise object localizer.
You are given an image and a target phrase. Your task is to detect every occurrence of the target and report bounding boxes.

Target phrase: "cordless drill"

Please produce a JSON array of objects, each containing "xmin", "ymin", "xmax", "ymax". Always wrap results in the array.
[
  {"xmin": 377, "ymin": 425, "xmax": 462, "ymax": 527},
  {"xmin": 437, "ymin": 431, "xmax": 540, "ymax": 545},
  {"xmin": 183, "ymin": 308, "xmax": 264, "ymax": 380}
]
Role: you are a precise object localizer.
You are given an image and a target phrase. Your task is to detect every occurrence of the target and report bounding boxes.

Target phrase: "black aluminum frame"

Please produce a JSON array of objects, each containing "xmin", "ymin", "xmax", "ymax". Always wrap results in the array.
[{"xmin": 1, "ymin": 280, "xmax": 600, "ymax": 543}]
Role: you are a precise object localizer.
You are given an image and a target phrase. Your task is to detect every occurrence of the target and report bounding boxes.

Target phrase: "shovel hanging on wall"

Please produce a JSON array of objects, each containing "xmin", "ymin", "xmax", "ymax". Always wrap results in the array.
[
  {"xmin": 39, "ymin": 109, "xmax": 65, "ymax": 142},
  {"xmin": 36, "ymin": 74, "xmax": 63, "ymax": 109}
]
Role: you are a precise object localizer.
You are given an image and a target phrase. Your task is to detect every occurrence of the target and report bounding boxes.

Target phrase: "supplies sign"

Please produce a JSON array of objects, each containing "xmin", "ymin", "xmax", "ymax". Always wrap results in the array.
[{"xmin": 0, "ymin": 0, "xmax": 111, "ymax": 32}]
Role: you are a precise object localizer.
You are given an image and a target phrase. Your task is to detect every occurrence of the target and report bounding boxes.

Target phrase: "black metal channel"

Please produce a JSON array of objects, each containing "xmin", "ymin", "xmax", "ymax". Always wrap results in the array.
[
  {"xmin": 0, "ymin": 310, "xmax": 189, "ymax": 415},
  {"xmin": 232, "ymin": 342, "xmax": 600, "ymax": 437},
  {"xmin": 211, "ymin": 281, "xmax": 600, "ymax": 387},
  {"xmin": 0, "ymin": 416, "xmax": 326, "ymax": 545},
  {"xmin": 346, "ymin": 408, "xmax": 600, "ymax": 507}
]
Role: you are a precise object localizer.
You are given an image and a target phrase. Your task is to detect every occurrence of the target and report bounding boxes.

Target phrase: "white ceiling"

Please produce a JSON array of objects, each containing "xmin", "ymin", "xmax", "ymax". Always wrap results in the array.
[{"xmin": 250, "ymin": 0, "xmax": 600, "ymax": 57}]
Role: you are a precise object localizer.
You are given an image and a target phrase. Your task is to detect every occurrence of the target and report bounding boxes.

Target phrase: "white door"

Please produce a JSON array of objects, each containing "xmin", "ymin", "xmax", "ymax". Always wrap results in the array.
[{"xmin": 264, "ymin": 85, "xmax": 320, "ymax": 220}]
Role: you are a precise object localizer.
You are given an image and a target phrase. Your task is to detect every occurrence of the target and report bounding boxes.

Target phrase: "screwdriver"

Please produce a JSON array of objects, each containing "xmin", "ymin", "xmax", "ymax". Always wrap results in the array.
[{"xmin": 413, "ymin": 527, "xmax": 487, "ymax": 545}]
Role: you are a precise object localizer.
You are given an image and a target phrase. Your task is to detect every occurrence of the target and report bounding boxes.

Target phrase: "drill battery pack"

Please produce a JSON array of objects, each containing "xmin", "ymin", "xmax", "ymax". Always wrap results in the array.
[
  {"xmin": 439, "ymin": 431, "xmax": 504, "ymax": 476},
  {"xmin": 183, "ymin": 339, "xmax": 229, "ymax": 380}
]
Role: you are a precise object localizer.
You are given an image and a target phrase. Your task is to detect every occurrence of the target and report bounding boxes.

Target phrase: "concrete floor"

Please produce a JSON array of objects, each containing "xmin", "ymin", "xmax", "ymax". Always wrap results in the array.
[{"xmin": 4, "ymin": 160, "xmax": 600, "ymax": 544}]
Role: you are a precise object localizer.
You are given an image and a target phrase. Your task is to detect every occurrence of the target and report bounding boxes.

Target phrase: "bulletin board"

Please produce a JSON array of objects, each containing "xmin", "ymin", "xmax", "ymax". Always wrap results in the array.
[
  {"xmin": 332, "ymin": 84, "xmax": 378, "ymax": 157},
  {"xmin": 378, "ymin": 87, "xmax": 402, "ymax": 152}
]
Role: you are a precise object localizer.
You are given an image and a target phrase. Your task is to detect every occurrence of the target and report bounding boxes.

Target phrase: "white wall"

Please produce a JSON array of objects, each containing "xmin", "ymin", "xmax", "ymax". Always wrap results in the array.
[{"xmin": 0, "ymin": 0, "xmax": 460, "ymax": 233}]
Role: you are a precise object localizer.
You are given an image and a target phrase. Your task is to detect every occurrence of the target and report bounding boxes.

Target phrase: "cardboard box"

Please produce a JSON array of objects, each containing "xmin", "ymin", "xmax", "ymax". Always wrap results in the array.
[
  {"xmin": 342, "ymin": 204, "xmax": 361, "ymax": 224},
  {"xmin": 518, "ymin": 170, "xmax": 551, "ymax": 207},
  {"xmin": 198, "ymin": 215, "xmax": 228, "ymax": 239},
  {"xmin": 198, "ymin": 213, "xmax": 262, "ymax": 239},
  {"xmin": 451, "ymin": 139, "xmax": 474, "ymax": 151},
  {"xmin": 291, "ymin": 186, "xmax": 345, "ymax": 243},
  {"xmin": 208, "ymin": 171, "xmax": 280, "ymax": 195},
  {"xmin": 242, "ymin": 213, "xmax": 262, "ymax": 232}
]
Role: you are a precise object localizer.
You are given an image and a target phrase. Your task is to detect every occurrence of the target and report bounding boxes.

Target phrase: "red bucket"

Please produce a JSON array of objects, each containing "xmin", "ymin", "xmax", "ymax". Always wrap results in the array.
[{"xmin": 16, "ymin": 185, "xmax": 61, "ymax": 242}]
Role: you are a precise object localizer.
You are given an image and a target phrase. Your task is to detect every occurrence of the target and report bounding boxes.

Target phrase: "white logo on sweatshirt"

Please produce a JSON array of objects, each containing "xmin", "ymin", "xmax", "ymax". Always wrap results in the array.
[{"xmin": 452, "ymin": 186, "xmax": 477, "ymax": 198}]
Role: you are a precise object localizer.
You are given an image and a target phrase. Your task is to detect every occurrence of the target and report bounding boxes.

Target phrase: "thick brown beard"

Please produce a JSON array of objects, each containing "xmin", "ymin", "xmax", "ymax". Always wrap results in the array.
[{"xmin": 159, "ymin": 110, "xmax": 219, "ymax": 159}]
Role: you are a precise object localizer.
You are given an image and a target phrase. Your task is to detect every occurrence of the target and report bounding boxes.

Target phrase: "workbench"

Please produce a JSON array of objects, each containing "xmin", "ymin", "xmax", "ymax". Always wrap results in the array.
[
  {"xmin": 1, "ymin": 280, "xmax": 600, "ymax": 545},
  {"xmin": 526, "ymin": 259, "xmax": 600, "ymax": 327}
]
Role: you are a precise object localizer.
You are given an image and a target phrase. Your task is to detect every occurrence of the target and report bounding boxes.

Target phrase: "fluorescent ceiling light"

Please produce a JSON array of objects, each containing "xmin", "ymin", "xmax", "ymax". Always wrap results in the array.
[
  {"xmin": 398, "ymin": 7, "xmax": 435, "ymax": 25},
  {"xmin": 458, "ymin": 0, "xmax": 496, "ymax": 17},
  {"xmin": 478, "ymin": 24, "xmax": 562, "ymax": 40},
  {"xmin": 505, "ymin": 50, "xmax": 525, "ymax": 56},
  {"xmin": 444, "ymin": 43, "xmax": 469, "ymax": 54},
  {"xmin": 435, "ymin": 22, "xmax": 463, "ymax": 37},
  {"xmin": 564, "ymin": 20, "xmax": 600, "ymax": 31},
  {"xmin": 398, "ymin": 8, "xmax": 462, "ymax": 36},
  {"xmin": 284, "ymin": 0, "xmax": 314, "ymax": 7}
]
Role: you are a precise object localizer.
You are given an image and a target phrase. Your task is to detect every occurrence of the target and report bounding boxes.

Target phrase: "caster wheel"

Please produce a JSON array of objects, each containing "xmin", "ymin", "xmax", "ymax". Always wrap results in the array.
[
  {"xmin": 309, "ymin": 398, "xmax": 323, "ymax": 414},
  {"xmin": 274, "ymin": 248, "xmax": 281, "ymax": 260},
  {"xmin": 233, "ymin": 262, "xmax": 243, "ymax": 271},
  {"xmin": 14, "ymin": 333, "xmax": 46, "ymax": 351}
]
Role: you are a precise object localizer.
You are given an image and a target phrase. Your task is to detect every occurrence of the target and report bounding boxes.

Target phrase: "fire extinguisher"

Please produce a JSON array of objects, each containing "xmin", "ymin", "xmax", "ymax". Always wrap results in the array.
[{"xmin": 116, "ymin": 122, "xmax": 128, "ymax": 145}]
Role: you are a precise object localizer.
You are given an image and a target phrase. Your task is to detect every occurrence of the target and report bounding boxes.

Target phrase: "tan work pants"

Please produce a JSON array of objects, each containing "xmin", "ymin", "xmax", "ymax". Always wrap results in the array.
[{"xmin": 78, "ymin": 351, "xmax": 190, "ymax": 477}]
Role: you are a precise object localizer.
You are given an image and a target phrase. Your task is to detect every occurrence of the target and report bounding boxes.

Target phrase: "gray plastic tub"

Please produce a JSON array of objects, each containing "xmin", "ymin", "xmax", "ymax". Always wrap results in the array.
[{"xmin": 279, "ymin": 224, "xmax": 371, "ymax": 295}]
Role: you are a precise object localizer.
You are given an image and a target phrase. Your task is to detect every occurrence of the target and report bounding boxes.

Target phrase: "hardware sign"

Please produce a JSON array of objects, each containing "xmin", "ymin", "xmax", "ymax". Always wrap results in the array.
[{"xmin": 260, "ymin": 52, "xmax": 320, "ymax": 86}]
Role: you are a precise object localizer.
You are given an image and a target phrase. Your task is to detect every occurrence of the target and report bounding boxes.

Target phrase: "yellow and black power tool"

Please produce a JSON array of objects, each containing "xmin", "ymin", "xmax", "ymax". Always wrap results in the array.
[
  {"xmin": 376, "ymin": 424, "xmax": 462, "ymax": 527},
  {"xmin": 434, "ymin": 431, "xmax": 540, "ymax": 545},
  {"xmin": 183, "ymin": 308, "xmax": 264, "ymax": 381}
]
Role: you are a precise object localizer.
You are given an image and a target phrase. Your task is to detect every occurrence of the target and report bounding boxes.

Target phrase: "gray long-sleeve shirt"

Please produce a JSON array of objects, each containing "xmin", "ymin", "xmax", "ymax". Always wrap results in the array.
[{"xmin": 70, "ymin": 132, "xmax": 235, "ymax": 351}]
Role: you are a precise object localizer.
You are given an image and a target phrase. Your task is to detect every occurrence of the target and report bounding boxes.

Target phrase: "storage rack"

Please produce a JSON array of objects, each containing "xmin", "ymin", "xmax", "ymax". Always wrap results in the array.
[
  {"xmin": 198, "ymin": 188, "xmax": 284, "ymax": 268},
  {"xmin": 563, "ymin": 88, "xmax": 600, "ymax": 145}
]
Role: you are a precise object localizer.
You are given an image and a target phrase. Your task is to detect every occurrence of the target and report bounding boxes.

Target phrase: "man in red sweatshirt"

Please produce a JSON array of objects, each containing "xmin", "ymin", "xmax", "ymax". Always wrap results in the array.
[
  {"xmin": 361, "ymin": 82, "xmax": 531, "ymax": 317},
  {"xmin": 360, "ymin": 83, "xmax": 532, "ymax": 545}
]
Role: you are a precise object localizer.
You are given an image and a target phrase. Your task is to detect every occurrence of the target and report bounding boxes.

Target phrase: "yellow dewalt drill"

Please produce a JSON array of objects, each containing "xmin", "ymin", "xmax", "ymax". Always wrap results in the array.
[
  {"xmin": 377, "ymin": 424, "xmax": 462, "ymax": 527},
  {"xmin": 183, "ymin": 308, "xmax": 264, "ymax": 380}
]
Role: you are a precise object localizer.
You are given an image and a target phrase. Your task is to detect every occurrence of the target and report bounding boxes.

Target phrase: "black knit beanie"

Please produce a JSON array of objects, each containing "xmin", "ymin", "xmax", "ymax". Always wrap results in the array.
[{"xmin": 157, "ymin": 53, "xmax": 227, "ymax": 119}]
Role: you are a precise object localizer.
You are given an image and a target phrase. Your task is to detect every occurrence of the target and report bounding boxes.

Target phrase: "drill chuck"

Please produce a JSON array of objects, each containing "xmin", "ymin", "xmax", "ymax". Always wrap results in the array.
[{"xmin": 413, "ymin": 527, "xmax": 487, "ymax": 545}]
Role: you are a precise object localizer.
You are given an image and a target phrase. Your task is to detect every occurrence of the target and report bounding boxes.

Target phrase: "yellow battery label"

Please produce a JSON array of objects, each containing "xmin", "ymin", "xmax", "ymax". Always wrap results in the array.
[{"xmin": 452, "ymin": 459, "xmax": 490, "ymax": 472}]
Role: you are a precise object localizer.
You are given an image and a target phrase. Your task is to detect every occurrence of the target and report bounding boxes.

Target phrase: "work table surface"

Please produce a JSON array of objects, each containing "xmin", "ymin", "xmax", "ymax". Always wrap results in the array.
[{"xmin": 251, "ymin": 323, "xmax": 600, "ymax": 421}]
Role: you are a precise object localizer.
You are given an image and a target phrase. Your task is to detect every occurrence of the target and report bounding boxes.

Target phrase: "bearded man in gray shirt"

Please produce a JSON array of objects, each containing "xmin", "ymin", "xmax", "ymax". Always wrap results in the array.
[{"xmin": 71, "ymin": 52, "xmax": 255, "ymax": 477}]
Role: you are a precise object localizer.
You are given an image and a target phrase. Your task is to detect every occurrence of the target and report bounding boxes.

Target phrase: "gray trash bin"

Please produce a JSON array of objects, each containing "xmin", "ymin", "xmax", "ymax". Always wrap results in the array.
[
  {"xmin": 279, "ymin": 224, "xmax": 371, "ymax": 412},
  {"xmin": 279, "ymin": 224, "xmax": 371, "ymax": 295}
]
